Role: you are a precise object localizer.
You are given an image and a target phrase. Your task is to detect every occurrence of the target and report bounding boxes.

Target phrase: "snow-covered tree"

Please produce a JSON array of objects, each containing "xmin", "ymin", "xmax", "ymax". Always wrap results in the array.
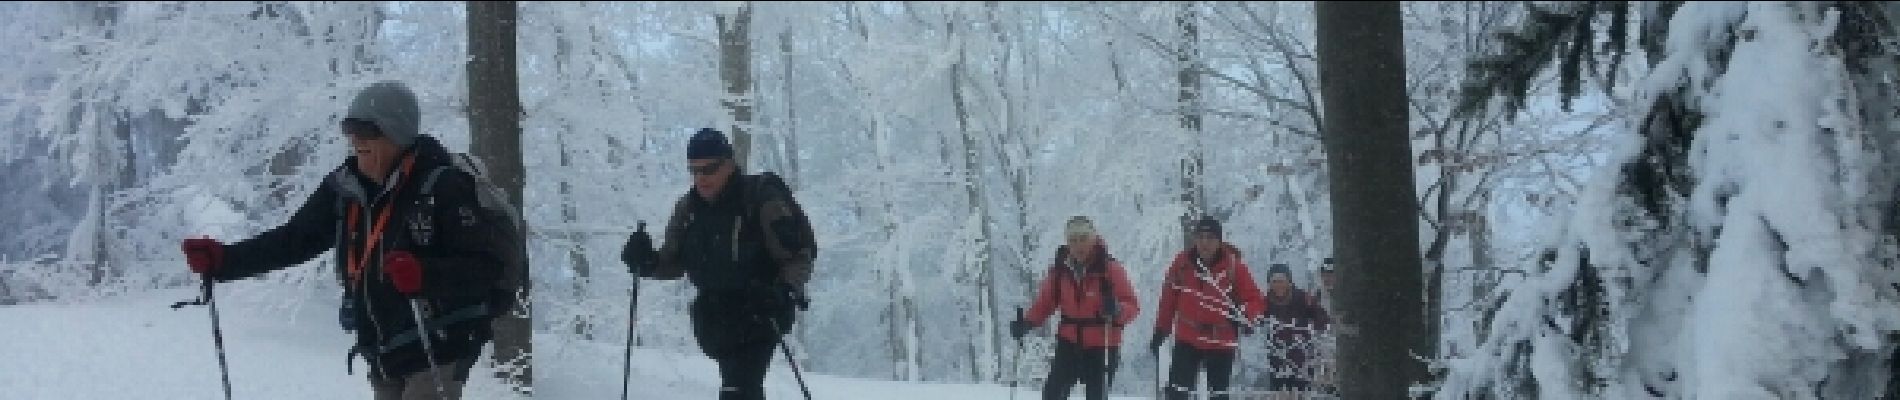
[{"xmin": 1438, "ymin": 2, "xmax": 1900, "ymax": 398}]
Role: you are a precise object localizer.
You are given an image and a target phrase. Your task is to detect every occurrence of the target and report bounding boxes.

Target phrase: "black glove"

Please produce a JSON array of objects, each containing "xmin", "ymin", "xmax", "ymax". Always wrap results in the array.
[
  {"xmin": 785, "ymin": 287, "xmax": 811, "ymax": 311},
  {"xmin": 1149, "ymin": 332, "xmax": 1166, "ymax": 354},
  {"xmin": 1235, "ymin": 319, "xmax": 1256, "ymax": 336},
  {"xmin": 1009, "ymin": 319, "xmax": 1032, "ymax": 339},
  {"xmin": 622, "ymin": 226, "xmax": 654, "ymax": 275}
]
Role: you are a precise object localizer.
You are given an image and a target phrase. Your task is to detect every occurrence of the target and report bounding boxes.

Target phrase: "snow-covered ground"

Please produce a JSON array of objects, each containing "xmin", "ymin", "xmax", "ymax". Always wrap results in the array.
[
  {"xmin": 540, "ymin": 337, "xmax": 1140, "ymax": 400},
  {"xmin": 0, "ymin": 284, "xmax": 1144, "ymax": 399},
  {"xmin": 0, "ymin": 285, "xmax": 416, "ymax": 399}
]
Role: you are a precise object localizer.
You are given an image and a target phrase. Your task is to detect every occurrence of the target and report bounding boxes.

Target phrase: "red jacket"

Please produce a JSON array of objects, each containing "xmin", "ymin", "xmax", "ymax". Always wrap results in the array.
[
  {"xmin": 1024, "ymin": 240, "xmax": 1140, "ymax": 349},
  {"xmin": 1154, "ymin": 245, "xmax": 1266, "ymax": 351}
]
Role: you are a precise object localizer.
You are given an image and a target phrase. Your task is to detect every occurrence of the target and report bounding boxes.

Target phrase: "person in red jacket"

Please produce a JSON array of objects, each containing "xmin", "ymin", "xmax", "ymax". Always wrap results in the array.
[
  {"xmin": 1011, "ymin": 216, "xmax": 1141, "ymax": 400},
  {"xmin": 1260, "ymin": 262, "xmax": 1329, "ymax": 398},
  {"xmin": 1150, "ymin": 216, "xmax": 1266, "ymax": 400}
]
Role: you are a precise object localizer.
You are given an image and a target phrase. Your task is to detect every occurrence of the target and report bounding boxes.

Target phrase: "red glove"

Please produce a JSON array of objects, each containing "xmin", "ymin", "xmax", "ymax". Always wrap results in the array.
[
  {"xmin": 181, "ymin": 237, "xmax": 224, "ymax": 275},
  {"xmin": 383, "ymin": 251, "xmax": 424, "ymax": 296}
]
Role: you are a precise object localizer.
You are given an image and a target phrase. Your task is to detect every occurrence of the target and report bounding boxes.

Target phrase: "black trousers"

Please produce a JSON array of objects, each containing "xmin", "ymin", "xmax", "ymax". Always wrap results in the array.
[
  {"xmin": 711, "ymin": 336, "xmax": 779, "ymax": 400},
  {"xmin": 691, "ymin": 296, "xmax": 787, "ymax": 400},
  {"xmin": 1164, "ymin": 342, "xmax": 1236, "ymax": 400},
  {"xmin": 1044, "ymin": 339, "xmax": 1119, "ymax": 400}
]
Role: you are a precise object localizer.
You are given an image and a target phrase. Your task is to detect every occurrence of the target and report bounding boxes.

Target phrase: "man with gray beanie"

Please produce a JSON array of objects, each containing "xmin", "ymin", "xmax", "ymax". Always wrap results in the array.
[{"xmin": 180, "ymin": 81, "xmax": 510, "ymax": 399}]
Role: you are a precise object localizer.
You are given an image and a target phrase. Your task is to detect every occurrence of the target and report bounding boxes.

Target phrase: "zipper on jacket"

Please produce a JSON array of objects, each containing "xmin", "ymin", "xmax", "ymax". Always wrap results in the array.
[
  {"xmin": 731, "ymin": 215, "xmax": 743, "ymax": 262},
  {"xmin": 358, "ymin": 165, "xmax": 407, "ymax": 380}
]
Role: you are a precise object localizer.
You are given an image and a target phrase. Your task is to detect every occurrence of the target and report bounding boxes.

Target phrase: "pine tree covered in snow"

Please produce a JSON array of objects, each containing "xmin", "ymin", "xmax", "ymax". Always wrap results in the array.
[{"xmin": 1439, "ymin": 2, "xmax": 1900, "ymax": 398}]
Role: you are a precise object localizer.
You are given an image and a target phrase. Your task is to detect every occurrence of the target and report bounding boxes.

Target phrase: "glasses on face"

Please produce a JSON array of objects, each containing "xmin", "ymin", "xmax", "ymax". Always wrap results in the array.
[
  {"xmin": 340, "ymin": 119, "xmax": 384, "ymax": 139},
  {"xmin": 688, "ymin": 159, "xmax": 727, "ymax": 176},
  {"xmin": 1193, "ymin": 233, "xmax": 1221, "ymax": 243},
  {"xmin": 1066, "ymin": 234, "xmax": 1092, "ymax": 245}
]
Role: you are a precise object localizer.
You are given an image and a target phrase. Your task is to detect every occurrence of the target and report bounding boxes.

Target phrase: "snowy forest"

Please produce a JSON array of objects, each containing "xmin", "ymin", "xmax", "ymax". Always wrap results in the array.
[{"xmin": 5, "ymin": 1, "xmax": 1900, "ymax": 399}]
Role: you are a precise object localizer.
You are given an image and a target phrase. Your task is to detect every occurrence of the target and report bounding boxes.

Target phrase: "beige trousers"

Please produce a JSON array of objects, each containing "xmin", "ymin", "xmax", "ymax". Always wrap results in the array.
[{"xmin": 369, "ymin": 357, "xmax": 475, "ymax": 400}]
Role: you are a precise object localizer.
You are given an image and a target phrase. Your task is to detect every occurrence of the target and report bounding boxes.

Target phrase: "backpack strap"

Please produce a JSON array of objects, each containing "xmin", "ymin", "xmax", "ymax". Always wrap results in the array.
[
  {"xmin": 1098, "ymin": 258, "xmax": 1120, "ymax": 325},
  {"xmin": 430, "ymin": 153, "xmax": 525, "ymax": 226},
  {"xmin": 332, "ymin": 176, "xmax": 351, "ymax": 286},
  {"xmin": 1053, "ymin": 260, "xmax": 1067, "ymax": 311},
  {"xmin": 742, "ymin": 174, "xmax": 777, "ymax": 237},
  {"xmin": 373, "ymin": 303, "xmax": 491, "ymax": 354},
  {"xmin": 420, "ymin": 166, "xmax": 451, "ymax": 197}
]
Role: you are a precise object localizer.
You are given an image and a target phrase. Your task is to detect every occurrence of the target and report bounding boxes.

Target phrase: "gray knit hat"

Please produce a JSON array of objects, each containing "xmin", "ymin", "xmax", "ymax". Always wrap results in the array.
[{"xmin": 343, "ymin": 81, "xmax": 421, "ymax": 148}]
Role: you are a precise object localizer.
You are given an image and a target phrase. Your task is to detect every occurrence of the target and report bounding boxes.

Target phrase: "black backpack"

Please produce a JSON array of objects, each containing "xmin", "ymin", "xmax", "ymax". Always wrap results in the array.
[
  {"xmin": 742, "ymin": 172, "xmax": 816, "ymax": 306},
  {"xmin": 419, "ymin": 153, "xmax": 529, "ymax": 319}
]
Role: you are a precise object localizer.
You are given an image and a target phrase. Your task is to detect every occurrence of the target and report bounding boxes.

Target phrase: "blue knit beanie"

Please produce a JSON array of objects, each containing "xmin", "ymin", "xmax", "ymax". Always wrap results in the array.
[{"xmin": 687, "ymin": 128, "xmax": 733, "ymax": 159}]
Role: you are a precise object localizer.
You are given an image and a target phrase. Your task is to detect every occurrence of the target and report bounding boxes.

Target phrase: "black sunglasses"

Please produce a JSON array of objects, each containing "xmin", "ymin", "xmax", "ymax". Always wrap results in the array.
[
  {"xmin": 340, "ymin": 119, "xmax": 384, "ymax": 139},
  {"xmin": 688, "ymin": 159, "xmax": 727, "ymax": 176}
]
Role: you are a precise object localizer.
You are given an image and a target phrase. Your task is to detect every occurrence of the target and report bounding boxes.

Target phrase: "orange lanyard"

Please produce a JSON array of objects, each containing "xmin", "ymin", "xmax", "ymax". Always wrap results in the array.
[{"xmin": 345, "ymin": 155, "xmax": 418, "ymax": 284}]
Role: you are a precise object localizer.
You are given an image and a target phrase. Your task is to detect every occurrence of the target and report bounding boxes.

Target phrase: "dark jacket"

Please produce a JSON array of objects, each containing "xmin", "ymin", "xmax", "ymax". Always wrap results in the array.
[
  {"xmin": 212, "ymin": 135, "xmax": 504, "ymax": 380},
  {"xmin": 1262, "ymin": 286, "xmax": 1329, "ymax": 377},
  {"xmin": 641, "ymin": 171, "xmax": 814, "ymax": 358}
]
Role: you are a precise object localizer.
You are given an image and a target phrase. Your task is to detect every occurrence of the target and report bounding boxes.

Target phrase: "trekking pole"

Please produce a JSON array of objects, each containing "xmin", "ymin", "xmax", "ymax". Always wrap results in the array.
[
  {"xmin": 1102, "ymin": 316, "xmax": 1116, "ymax": 399},
  {"xmin": 1153, "ymin": 347, "xmax": 1163, "ymax": 400},
  {"xmin": 1009, "ymin": 307, "xmax": 1023, "ymax": 400},
  {"xmin": 407, "ymin": 299, "xmax": 449, "ymax": 399},
  {"xmin": 1103, "ymin": 341, "xmax": 1114, "ymax": 400},
  {"xmin": 622, "ymin": 221, "xmax": 646, "ymax": 400},
  {"xmin": 201, "ymin": 278, "xmax": 234, "ymax": 400},
  {"xmin": 775, "ymin": 317, "xmax": 813, "ymax": 400}
]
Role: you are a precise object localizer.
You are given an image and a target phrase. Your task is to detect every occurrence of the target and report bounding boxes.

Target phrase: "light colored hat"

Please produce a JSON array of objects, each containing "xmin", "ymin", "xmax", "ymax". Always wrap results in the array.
[{"xmin": 1064, "ymin": 216, "xmax": 1097, "ymax": 240}]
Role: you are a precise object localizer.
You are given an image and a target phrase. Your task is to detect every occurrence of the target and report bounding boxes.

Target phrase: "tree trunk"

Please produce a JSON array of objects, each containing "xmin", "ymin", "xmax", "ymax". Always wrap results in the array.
[
  {"xmin": 558, "ymin": 120, "xmax": 592, "ymax": 339},
  {"xmin": 262, "ymin": 1, "xmax": 323, "ymax": 209},
  {"xmin": 779, "ymin": 28, "xmax": 801, "ymax": 186},
  {"xmin": 1315, "ymin": 2, "xmax": 1428, "ymax": 398},
  {"xmin": 1177, "ymin": 1, "xmax": 1207, "ymax": 239},
  {"xmin": 949, "ymin": 17, "xmax": 1001, "ymax": 382},
  {"xmin": 716, "ymin": 2, "xmax": 755, "ymax": 166},
  {"xmin": 85, "ymin": 1, "xmax": 125, "ymax": 287},
  {"xmin": 547, "ymin": 18, "xmax": 595, "ymax": 340},
  {"xmin": 465, "ymin": 1, "xmax": 530, "ymax": 394}
]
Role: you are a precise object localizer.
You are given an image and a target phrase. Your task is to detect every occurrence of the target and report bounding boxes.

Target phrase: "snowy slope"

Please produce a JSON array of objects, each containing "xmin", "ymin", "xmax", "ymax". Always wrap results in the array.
[
  {"xmin": 0, "ymin": 283, "xmax": 523, "ymax": 400},
  {"xmin": 0, "ymin": 284, "xmax": 1146, "ymax": 399},
  {"xmin": 536, "ymin": 331, "xmax": 1150, "ymax": 399}
]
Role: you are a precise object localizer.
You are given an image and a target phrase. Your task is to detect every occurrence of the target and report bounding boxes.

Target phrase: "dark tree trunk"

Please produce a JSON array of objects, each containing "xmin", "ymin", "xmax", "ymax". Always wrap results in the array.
[
  {"xmin": 1316, "ymin": 2, "xmax": 1430, "ymax": 398},
  {"xmin": 465, "ymin": 1, "xmax": 530, "ymax": 394},
  {"xmin": 717, "ymin": 2, "xmax": 755, "ymax": 166}
]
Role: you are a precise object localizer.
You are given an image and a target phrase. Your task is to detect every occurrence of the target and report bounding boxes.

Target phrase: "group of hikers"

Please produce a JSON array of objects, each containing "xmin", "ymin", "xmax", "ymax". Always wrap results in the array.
[
  {"xmin": 177, "ymin": 80, "xmax": 815, "ymax": 400},
  {"xmin": 1010, "ymin": 216, "xmax": 1335, "ymax": 400},
  {"xmin": 172, "ymin": 80, "xmax": 1333, "ymax": 400}
]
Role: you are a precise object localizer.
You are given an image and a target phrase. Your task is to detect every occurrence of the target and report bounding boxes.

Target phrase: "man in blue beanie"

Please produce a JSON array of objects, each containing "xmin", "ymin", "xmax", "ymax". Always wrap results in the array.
[{"xmin": 622, "ymin": 128, "xmax": 817, "ymax": 400}]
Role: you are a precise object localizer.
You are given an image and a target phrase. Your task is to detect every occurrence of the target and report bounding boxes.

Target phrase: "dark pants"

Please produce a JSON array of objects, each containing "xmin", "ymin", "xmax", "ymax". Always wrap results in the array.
[
  {"xmin": 690, "ymin": 292, "xmax": 791, "ymax": 400},
  {"xmin": 1164, "ymin": 342, "xmax": 1236, "ymax": 400},
  {"xmin": 712, "ymin": 337, "xmax": 779, "ymax": 400},
  {"xmin": 1045, "ymin": 339, "xmax": 1119, "ymax": 400}
]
